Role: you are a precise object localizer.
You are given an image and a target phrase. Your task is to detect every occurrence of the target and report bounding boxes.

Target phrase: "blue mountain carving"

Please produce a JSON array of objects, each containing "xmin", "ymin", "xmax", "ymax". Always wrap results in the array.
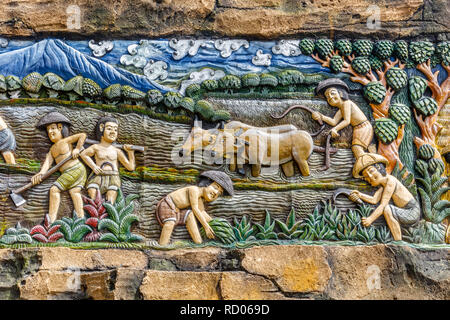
[{"xmin": 0, "ymin": 39, "xmax": 170, "ymax": 92}]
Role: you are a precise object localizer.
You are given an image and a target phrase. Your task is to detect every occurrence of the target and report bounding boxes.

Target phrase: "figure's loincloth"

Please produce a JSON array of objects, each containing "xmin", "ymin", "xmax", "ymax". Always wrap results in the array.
[
  {"xmin": 155, "ymin": 195, "xmax": 192, "ymax": 226},
  {"xmin": 54, "ymin": 161, "xmax": 87, "ymax": 191},
  {"xmin": 352, "ymin": 120, "xmax": 373, "ymax": 149},
  {"xmin": 86, "ymin": 166, "xmax": 121, "ymax": 194},
  {"xmin": 390, "ymin": 198, "xmax": 421, "ymax": 226},
  {"xmin": 0, "ymin": 128, "xmax": 16, "ymax": 153}
]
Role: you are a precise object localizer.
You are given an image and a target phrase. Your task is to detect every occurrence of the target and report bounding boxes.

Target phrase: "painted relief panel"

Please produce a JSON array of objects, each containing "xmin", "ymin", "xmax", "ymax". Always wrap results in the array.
[{"xmin": 0, "ymin": 37, "xmax": 448, "ymax": 248}]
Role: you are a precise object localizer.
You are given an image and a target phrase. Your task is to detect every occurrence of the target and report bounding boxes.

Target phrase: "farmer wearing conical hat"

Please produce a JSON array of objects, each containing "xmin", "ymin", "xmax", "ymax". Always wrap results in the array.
[
  {"xmin": 0, "ymin": 115, "xmax": 16, "ymax": 164},
  {"xmin": 156, "ymin": 170, "xmax": 234, "ymax": 245},
  {"xmin": 349, "ymin": 153, "xmax": 420, "ymax": 241},
  {"xmin": 32, "ymin": 112, "xmax": 87, "ymax": 223},
  {"xmin": 312, "ymin": 78, "xmax": 374, "ymax": 159}
]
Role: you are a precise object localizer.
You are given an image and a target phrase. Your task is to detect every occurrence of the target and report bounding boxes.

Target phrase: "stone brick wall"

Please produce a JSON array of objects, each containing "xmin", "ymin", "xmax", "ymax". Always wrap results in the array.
[
  {"xmin": 2, "ymin": 245, "xmax": 448, "ymax": 300},
  {"xmin": 0, "ymin": 0, "xmax": 448, "ymax": 40}
]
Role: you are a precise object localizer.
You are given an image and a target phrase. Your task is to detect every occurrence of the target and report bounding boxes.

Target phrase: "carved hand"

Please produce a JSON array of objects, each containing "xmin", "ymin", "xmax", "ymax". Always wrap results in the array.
[
  {"xmin": 93, "ymin": 165, "xmax": 104, "ymax": 175},
  {"xmin": 361, "ymin": 217, "xmax": 373, "ymax": 227},
  {"xmin": 124, "ymin": 144, "xmax": 134, "ymax": 153},
  {"xmin": 330, "ymin": 128, "xmax": 340, "ymax": 138},
  {"xmin": 312, "ymin": 112, "xmax": 322, "ymax": 121},
  {"xmin": 204, "ymin": 224, "xmax": 215, "ymax": 239},
  {"xmin": 31, "ymin": 173, "xmax": 43, "ymax": 185},
  {"xmin": 72, "ymin": 148, "xmax": 80, "ymax": 159},
  {"xmin": 349, "ymin": 190, "xmax": 361, "ymax": 203}
]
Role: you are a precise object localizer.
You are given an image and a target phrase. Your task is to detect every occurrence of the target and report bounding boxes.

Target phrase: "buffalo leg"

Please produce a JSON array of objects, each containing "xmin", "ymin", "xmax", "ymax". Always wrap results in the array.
[
  {"xmin": 281, "ymin": 161, "xmax": 294, "ymax": 177},
  {"xmin": 292, "ymin": 150, "xmax": 310, "ymax": 176}
]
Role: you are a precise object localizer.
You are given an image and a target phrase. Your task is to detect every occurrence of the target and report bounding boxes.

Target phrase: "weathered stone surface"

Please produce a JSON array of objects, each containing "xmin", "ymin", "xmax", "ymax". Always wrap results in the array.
[
  {"xmin": 241, "ymin": 245, "xmax": 332, "ymax": 293},
  {"xmin": 39, "ymin": 247, "xmax": 148, "ymax": 270},
  {"xmin": 113, "ymin": 268, "xmax": 146, "ymax": 300},
  {"xmin": 139, "ymin": 271, "xmax": 221, "ymax": 300},
  {"xmin": 220, "ymin": 272, "xmax": 287, "ymax": 300},
  {"xmin": 149, "ymin": 247, "xmax": 223, "ymax": 270},
  {"xmin": 325, "ymin": 245, "xmax": 450, "ymax": 300},
  {"xmin": 0, "ymin": 0, "xmax": 447, "ymax": 39},
  {"xmin": 0, "ymin": 246, "xmax": 449, "ymax": 300},
  {"xmin": 19, "ymin": 269, "xmax": 116, "ymax": 300}
]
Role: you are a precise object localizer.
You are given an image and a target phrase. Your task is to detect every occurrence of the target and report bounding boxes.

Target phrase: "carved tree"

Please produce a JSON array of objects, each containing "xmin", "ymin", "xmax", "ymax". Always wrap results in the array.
[
  {"xmin": 308, "ymin": 39, "xmax": 408, "ymax": 173},
  {"xmin": 408, "ymin": 41, "xmax": 450, "ymax": 155}
]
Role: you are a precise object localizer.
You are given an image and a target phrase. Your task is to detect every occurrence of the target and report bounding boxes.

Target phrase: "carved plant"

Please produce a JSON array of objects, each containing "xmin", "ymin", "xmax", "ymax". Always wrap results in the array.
[
  {"xmin": 98, "ymin": 189, "xmax": 142, "ymax": 243},
  {"xmin": 54, "ymin": 212, "xmax": 92, "ymax": 243},
  {"xmin": 414, "ymin": 159, "xmax": 450, "ymax": 243},
  {"xmin": 232, "ymin": 215, "xmax": 256, "ymax": 242},
  {"xmin": 241, "ymin": 73, "xmax": 260, "ymax": 93},
  {"xmin": 275, "ymin": 208, "xmax": 303, "ymax": 240},
  {"xmin": 253, "ymin": 210, "xmax": 277, "ymax": 240},
  {"xmin": 200, "ymin": 218, "xmax": 236, "ymax": 244},
  {"xmin": 408, "ymin": 41, "xmax": 450, "ymax": 156},
  {"xmin": 30, "ymin": 214, "xmax": 64, "ymax": 243},
  {"xmin": 298, "ymin": 204, "xmax": 334, "ymax": 241},
  {"xmin": 82, "ymin": 192, "xmax": 108, "ymax": 242},
  {"xmin": 185, "ymin": 83, "xmax": 202, "ymax": 99},
  {"xmin": 0, "ymin": 222, "xmax": 32, "ymax": 245},
  {"xmin": 218, "ymin": 75, "xmax": 241, "ymax": 94}
]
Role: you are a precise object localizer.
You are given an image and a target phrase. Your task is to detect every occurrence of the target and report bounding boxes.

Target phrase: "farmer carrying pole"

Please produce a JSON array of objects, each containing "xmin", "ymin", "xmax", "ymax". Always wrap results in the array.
[
  {"xmin": 80, "ymin": 116, "xmax": 137, "ymax": 204},
  {"xmin": 32, "ymin": 112, "xmax": 88, "ymax": 223}
]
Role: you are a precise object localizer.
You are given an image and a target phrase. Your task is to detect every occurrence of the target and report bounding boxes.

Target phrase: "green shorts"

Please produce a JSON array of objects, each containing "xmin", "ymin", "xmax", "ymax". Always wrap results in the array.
[{"xmin": 54, "ymin": 162, "xmax": 87, "ymax": 191}]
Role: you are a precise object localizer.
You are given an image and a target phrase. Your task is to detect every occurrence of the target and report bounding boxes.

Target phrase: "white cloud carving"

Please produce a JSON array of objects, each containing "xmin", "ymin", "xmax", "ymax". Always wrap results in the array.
[
  {"xmin": 89, "ymin": 40, "xmax": 114, "ymax": 57},
  {"xmin": 143, "ymin": 60, "xmax": 168, "ymax": 81},
  {"xmin": 252, "ymin": 50, "xmax": 272, "ymax": 66},
  {"xmin": 271, "ymin": 40, "xmax": 301, "ymax": 57},
  {"xmin": 168, "ymin": 39, "xmax": 209, "ymax": 60},
  {"xmin": 214, "ymin": 40, "xmax": 250, "ymax": 58},
  {"xmin": 0, "ymin": 38, "xmax": 8, "ymax": 48}
]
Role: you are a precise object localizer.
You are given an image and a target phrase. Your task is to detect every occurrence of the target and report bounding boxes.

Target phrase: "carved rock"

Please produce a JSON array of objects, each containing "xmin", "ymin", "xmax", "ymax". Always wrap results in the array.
[
  {"xmin": 220, "ymin": 272, "xmax": 287, "ymax": 300},
  {"xmin": 241, "ymin": 245, "xmax": 332, "ymax": 293},
  {"xmin": 139, "ymin": 271, "xmax": 222, "ymax": 300}
]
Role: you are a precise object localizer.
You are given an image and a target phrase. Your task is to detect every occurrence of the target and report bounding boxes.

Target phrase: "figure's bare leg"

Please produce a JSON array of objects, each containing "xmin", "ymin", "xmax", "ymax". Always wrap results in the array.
[
  {"xmin": 251, "ymin": 164, "xmax": 261, "ymax": 177},
  {"xmin": 229, "ymin": 155, "xmax": 236, "ymax": 172},
  {"xmin": 281, "ymin": 161, "xmax": 294, "ymax": 177},
  {"xmin": 49, "ymin": 186, "xmax": 61, "ymax": 223},
  {"xmin": 106, "ymin": 190, "xmax": 117, "ymax": 204},
  {"xmin": 383, "ymin": 206, "xmax": 402, "ymax": 241},
  {"xmin": 352, "ymin": 145, "xmax": 366, "ymax": 159},
  {"xmin": 2, "ymin": 151, "xmax": 15, "ymax": 164},
  {"xmin": 88, "ymin": 187, "xmax": 97, "ymax": 201},
  {"xmin": 159, "ymin": 221, "xmax": 175, "ymax": 245},
  {"xmin": 185, "ymin": 213, "xmax": 202, "ymax": 244},
  {"xmin": 69, "ymin": 187, "xmax": 84, "ymax": 218}
]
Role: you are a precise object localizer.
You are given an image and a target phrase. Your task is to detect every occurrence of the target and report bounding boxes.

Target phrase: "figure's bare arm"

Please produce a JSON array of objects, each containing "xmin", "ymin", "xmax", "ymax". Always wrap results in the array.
[
  {"xmin": 321, "ymin": 110, "xmax": 342, "ymax": 126},
  {"xmin": 188, "ymin": 187, "xmax": 214, "ymax": 238},
  {"xmin": 353, "ymin": 187, "xmax": 383, "ymax": 204},
  {"xmin": 32, "ymin": 152, "xmax": 54, "ymax": 185},
  {"xmin": 64, "ymin": 133, "xmax": 87, "ymax": 158},
  {"xmin": 80, "ymin": 145, "xmax": 102, "ymax": 174},
  {"xmin": 117, "ymin": 147, "xmax": 135, "ymax": 171},
  {"xmin": 333, "ymin": 102, "xmax": 351, "ymax": 132},
  {"xmin": 362, "ymin": 178, "xmax": 395, "ymax": 226}
]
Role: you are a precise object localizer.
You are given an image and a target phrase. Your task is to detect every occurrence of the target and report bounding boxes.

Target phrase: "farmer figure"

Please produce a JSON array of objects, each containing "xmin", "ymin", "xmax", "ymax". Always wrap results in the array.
[
  {"xmin": 32, "ymin": 112, "xmax": 87, "ymax": 222},
  {"xmin": 0, "ymin": 115, "xmax": 16, "ymax": 164},
  {"xmin": 156, "ymin": 170, "xmax": 234, "ymax": 245},
  {"xmin": 80, "ymin": 116, "xmax": 135, "ymax": 204},
  {"xmin": 312, "ymin": 78, "xmax": 374, "ymax": 159},
  {"xmin": 349, "ymin": 153, "xmax": 421, "ymax": 241}
]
